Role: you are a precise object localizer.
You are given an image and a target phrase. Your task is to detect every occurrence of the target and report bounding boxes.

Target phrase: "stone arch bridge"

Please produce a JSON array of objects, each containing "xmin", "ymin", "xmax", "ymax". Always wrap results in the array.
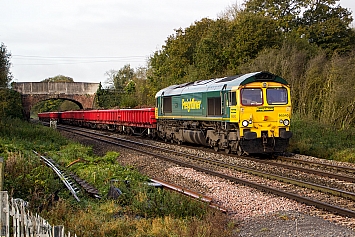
[{"xmin": 13, "ymin": 82, "xmax": 100, "ymax": 120}]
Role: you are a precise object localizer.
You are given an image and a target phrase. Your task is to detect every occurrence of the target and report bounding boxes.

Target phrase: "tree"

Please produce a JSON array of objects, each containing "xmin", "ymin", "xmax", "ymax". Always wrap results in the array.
[
  {"xmin": 0, "ymin": 43, "xmax": 12, "ymax": 87},
  {"xmin": 0, "ymin": 89, "xmax": 23, "ymax": 119},
  {"xmin": 227, "ymin": 12, "xmax": 283, "ymax": 69},
  {"xmin": 193, "ymin": 18, "xmax": 233, "ymax": 79},
  {"xmin": 243, "ymin": 0, "xmax": 355, "ymax": 53},
  {"xmin": 299, "ymin": 0, "xmax": 355, "ymax": 53},
  {"xmin": 113, "ymin": 64, "xmax": 134, "ymax": 91},
  {"xmin": 243, "ymin": 0, "xmax": 302, "ymax": 33},
  {"xmin": 41, "ymin": 75, "xmax": 74, "ymax": 82}
]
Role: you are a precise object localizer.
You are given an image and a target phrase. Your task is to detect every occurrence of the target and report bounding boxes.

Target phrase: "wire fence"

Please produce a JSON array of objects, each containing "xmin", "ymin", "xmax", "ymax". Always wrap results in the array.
[{"xmin": 0, "ymin": 191, "xmax": 75, "ymax": 237}]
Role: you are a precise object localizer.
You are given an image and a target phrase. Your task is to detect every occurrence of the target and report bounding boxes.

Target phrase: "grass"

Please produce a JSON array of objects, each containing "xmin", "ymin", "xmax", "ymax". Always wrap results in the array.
[
  {"xmin": 1, "ymin": 118, "xmax": 237, "ymax": 236},
  {"xmin": 3, "ymin": 115, "xmax": 355, "ymax": 236},
  {"xmin": 289, "ymin": 115, "xmax": 355, "ymax": 162}
]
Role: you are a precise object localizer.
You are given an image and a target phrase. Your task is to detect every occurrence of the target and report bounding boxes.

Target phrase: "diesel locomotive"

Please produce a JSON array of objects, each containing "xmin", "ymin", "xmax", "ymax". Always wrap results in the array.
[
  {"xmin": 155, "ymin": 71, "xmax": 292, "ymax": 154},
  {"xmin": 38, "ymin": 71, "xmax": 292, "ymax": 155}
]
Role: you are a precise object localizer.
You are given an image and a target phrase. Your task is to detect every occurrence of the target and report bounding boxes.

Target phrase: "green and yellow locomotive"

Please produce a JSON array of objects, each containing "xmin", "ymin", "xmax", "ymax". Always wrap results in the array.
[{"xmin": 155, "ymin": 71, "xmax": 292, "ymax": 155}]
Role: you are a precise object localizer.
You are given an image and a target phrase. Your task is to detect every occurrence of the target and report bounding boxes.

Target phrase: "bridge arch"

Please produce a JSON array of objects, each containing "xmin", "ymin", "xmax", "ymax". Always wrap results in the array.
[{"xmin": 13, "ymin": 82, "xmax": 100, "ymax": 120}]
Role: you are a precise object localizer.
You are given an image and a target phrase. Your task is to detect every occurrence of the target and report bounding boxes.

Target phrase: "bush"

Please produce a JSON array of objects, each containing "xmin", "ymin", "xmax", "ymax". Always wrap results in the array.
[
  {"xmin": 289, "ymin": 114, "xmax": 355, "ymax": 162},
  {"xmin": 2, "ymin": 119, "xmax": 237, "ymax": 236},
  {"xmin": 0, "ymin": 89, "xmax": 23, "ymax": 119}
]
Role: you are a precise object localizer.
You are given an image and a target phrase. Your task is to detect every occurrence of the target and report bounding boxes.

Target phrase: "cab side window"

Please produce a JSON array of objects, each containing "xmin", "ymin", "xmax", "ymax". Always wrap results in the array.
[
  {"xmin": 229, "ymin": 92, "xmax": 236, "ymax": 106},
  {"xmin": 163, "ymin": 96, "xmax": 172, "ymax": 113}
]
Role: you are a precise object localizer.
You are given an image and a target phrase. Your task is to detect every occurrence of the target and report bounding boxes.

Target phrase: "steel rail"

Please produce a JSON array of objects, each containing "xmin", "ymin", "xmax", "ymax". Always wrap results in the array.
[
  {"xmin": 57, "ymin": 126, "xmax": 355, "ymax": 202},
  {"xmin": 56, "ymin": 124, "xmax": 355, "ymax": 183},
  {"xmin": 277, "ymin": 155, "xmax": 355, "ymax": 174},
  {"xmin": 42, "ymin": 120, "xmax": 355, "ymax": 181},
  {"xmin": 33, "ymin": 151, "xmax": 80, "ymax": 202},
  {"xmin": 58, "ymin": 126, "xmax": 355, "ymax": 199},
  {"xmin": 150, "ymin": 178, "xmax": 227, "ymax": 212},
  {"xmin": 240, "ymin": 156, "xmax": 355, "ymax": 183},
  {"xmin": 57, "ymin": 126, "xmax": 355, "ymax": 217}
]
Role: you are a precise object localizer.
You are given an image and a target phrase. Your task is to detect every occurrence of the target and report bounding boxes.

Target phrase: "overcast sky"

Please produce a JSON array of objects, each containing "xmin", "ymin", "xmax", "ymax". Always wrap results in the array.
[{"xmin": 1, "ymin": 0, "xmax": 354, "ymax": 85}]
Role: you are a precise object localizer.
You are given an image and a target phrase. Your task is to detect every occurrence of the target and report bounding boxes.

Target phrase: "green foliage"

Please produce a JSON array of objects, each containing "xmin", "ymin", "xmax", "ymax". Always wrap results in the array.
[
  {"xmin": 0, "ymin": 118, "xmax": 68, "ymax": 155},
  {"xmin": 243, "ymin": 0, "xmax": 355, "ymax": 53},
  {"xmin": 289, "ymin": 114, "xmax": 355, "ymax": 162},
  {"xmin": 113, "ymin": 65, "xmax": 134, "ymax": 91},
  {"xmin": 33, "ymin": 99, "xmax": 64, "ymax": 112},
  {"xmin": 131, "ymin": 185, "xmax": 208, "ymax": 219},
  {"xmin": 146, "ymin": 0, "xmax": 355, "ymax": 102},
  {"xmin": 240, "ymin": 39, "xmax": 355, "ymax": 128},
  {"xmin": 4, "ymin": 152, "xmax": 62, "ymax": 211},
  {"xmin": 0, "ymin": 43, "xmax": 12, "ymax": 87},
  {"xmin": 31, "ymin": 99, "xmax": 80, "ymax": 118},
  {"xmin": 227, "ymin": 12, "xmax": 282, "ymax": 68},
  {"xmin": 97, "ymin": 65, "xmax": 148, "ymax": 108},
  {"xmin": 42, "ymin": 75, "xmax": 74, "ymax": 83},
  {"xmin": 148, "ymin": 18, "xmax": 217, "ymax": 95},
  {"xmin": 1, "ymin": 118, "xmax": 68, "ymax": 210},
  {"xmin": 299, "ymin": 0, "xmax": 355, "ymax": 53},
  {"xmin": 1, "ymin": 119, "xmax": 235, "ymax": 236},
  {"xmin": 57, "ymin": 100, "xmax": 80, "ymax": 111},
  {"xmin": 95, "ymin": 87, "xmax": 121, "ymax": 109},
  {"xmin": 0, "ymin": 89, "xmax": 23, "ymax": 119}
]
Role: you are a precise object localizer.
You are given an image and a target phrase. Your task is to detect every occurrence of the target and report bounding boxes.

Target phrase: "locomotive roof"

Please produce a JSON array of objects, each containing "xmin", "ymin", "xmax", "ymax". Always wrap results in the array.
[{"xmin": 155, "ymin": 71, "xmax": 288, "ymax": 97}]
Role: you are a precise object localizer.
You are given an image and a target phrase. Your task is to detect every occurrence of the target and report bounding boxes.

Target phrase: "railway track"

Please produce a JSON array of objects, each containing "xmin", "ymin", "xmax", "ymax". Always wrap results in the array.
[
  {"xmin": 33, "ymin": 150, "xmax": 81, "ymax": 202},
  {"xmin": 53, "ymin": 124, "xmax": 355, "ymax": 218},
  {"xmin": 33, "ymin": 150, "xmax": 101, "ymax": 201},
  {"xmin": 239, "ymin": 155, "xmax": 355, "ymax": 183}
]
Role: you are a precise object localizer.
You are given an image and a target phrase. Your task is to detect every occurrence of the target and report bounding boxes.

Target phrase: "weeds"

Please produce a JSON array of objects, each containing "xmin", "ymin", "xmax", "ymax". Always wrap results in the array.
[
  {"xmin": 289, "ymin": 115, "xmax": 355, "ymax": 162},
  {"xmin": 1, "ymin": 118, "xmax": 237, "ymax": 236}
]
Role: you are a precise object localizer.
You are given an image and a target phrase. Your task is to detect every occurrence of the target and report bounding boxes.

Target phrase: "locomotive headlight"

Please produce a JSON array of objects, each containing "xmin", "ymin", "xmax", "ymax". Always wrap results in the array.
[
  {"xmin": 242, "ymin": 120, "xmax": 249, "ymax": 127},
  {"xmin": 279, "ymin": 119, "xmax": 283, "ymax": 124},
  {"xmin": 283, "ymin": 119, "xmax": 290, "ymax": 126}
]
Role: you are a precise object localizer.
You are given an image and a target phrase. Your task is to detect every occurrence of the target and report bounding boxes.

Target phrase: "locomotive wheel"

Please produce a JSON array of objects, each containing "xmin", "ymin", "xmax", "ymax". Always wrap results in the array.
[
  {"xmin": 236, "ymin": 146, "xmax": 243, "ymax": 156},
  {"xmin": 225, "ymin": 147, "xmax": 231, "ymax": 154}
]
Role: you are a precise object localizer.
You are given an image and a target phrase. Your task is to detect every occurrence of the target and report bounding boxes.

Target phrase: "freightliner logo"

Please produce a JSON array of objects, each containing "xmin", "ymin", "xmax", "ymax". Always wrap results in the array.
[{"xmin": 182, "ymin": 98, "xmax": 202, "ymax": 112}]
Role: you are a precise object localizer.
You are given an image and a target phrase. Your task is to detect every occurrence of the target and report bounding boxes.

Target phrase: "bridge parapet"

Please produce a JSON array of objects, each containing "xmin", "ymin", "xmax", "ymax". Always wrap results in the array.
[
  {"xmin": 12, "ymin": 82, "xmax": 100, "ymax": 120},
  {"xmin": 13, "ymin": 82, "xmax": 99, "ymax": 95}
]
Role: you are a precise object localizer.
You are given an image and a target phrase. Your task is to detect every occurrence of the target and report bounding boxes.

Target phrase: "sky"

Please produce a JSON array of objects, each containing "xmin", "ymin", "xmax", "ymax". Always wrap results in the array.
[{"xmin": 1, "ymin": 0, "xmax": 355, "ymax": 85}]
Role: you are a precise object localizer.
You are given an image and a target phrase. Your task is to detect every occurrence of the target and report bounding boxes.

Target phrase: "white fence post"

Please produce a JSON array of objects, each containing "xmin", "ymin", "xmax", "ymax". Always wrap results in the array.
[
  {"xmin": 0, "ymin": 191, "xmax": 9, "ymax": 237},
  {"xmin": 53, "ymin": 226, "xmax": 64, "ymax": 237},
  {"xmin": 0, "ymin": 191, "xmax": 74, "ymax": 237}
]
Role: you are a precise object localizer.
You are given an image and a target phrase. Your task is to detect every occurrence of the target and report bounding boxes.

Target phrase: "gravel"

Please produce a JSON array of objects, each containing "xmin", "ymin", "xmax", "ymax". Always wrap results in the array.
[{"xmin": 60, "ymin": 130, "xmax": 355, "ymax": 237}]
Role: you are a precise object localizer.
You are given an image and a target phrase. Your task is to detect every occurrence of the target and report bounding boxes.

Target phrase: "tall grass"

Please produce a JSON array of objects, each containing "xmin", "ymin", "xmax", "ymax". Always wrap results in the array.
[
  {"xmin": 1, "ymin": 118, "xmax": 238, "ymax": 236},
  {"xmin": 289, "ymin": 114, "xmax": 355, "ymax": 162}
]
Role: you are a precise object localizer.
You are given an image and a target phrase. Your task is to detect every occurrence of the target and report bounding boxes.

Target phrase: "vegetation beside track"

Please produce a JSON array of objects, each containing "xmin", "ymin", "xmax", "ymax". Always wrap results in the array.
[
  {"xmin": 290, "ymin": 115, "xmax": 355, "ymax": 163},
  {"xmin": 2, "ymin": 113, "xmax": 355, "ymax": 235},
  {"xmin": 0, "ymin": 118, "xmax": 236, "ymax": 237}
]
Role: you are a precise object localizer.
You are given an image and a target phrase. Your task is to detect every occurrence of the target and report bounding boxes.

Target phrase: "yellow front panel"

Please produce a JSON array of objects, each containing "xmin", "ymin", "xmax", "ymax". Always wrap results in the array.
[{"xmin": 233, "ymin": 82, "xmax": 291, "ymax": 138}]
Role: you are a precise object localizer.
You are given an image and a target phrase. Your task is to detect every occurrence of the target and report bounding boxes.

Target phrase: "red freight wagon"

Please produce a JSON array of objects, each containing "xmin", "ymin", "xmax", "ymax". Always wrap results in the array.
[
  {"xmin": 38, "ymin": 112, "xmax": 59, "ymax": 121},
  {"xmin": 60, "ymin": 111, "xmax": 76, "ymax": 124},
  {"xmin": 83, "ymin": 110, "xmax": 100, "ymax": 123},
  {"xmin": 120, "ymin": 108, "xmax": 156, "ymax": 128},
  {"xmin": 98, "ymin": 109, "xmax": 120, "ymax": 124},
  {"xmin": 60, "ymin": 111, "xmax": 72, "ymax": 120},
  {"xmin": 73, "ymin": 110, "xmax": 84, "ymax": 122}
]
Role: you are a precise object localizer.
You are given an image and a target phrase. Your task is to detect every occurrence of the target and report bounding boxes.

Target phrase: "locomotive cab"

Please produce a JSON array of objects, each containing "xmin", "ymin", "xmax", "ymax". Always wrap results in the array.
[{"xmin": 229, "ymin": 79, "xmax": 292, "ymax": 154}]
